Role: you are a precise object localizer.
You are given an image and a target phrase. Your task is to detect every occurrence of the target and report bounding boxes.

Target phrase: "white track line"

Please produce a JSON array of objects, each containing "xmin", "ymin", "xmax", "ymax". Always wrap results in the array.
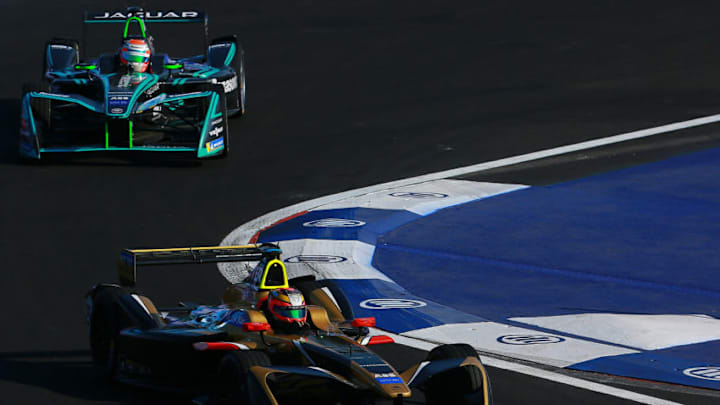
[
  {"xmin": 222, "ymin": 114, "xmax": 720, "ymax": 403},
  {"xmin": 484, "ymin": 358, "xmax": 683, "ymax": 405}
]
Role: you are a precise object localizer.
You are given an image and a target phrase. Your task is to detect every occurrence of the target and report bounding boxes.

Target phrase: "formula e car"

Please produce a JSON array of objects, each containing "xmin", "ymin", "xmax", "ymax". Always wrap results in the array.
[
  {"xmin": 86, "ymin": 244, "xmax": 492, "ymax": 405},
  {"xmin": 19, "ymin": 7, "xmax": 245, "ymax": 159}
]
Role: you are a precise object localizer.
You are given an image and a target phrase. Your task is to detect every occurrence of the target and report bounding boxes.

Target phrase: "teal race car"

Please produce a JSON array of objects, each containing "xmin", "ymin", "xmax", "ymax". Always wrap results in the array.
[{"xmin": 19, "ymin": 7, "xmax": 245, "ymax": 160}]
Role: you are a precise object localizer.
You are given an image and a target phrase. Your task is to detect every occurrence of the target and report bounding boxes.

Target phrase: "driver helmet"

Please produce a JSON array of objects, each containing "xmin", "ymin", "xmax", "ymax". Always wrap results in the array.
[
  {"xmin": 267, "ymin": 288, "xmax": 307, "ymax": 326},
  {"xmin": 120, "ymin": 39, "xmax": 151, "ymax": 73}
]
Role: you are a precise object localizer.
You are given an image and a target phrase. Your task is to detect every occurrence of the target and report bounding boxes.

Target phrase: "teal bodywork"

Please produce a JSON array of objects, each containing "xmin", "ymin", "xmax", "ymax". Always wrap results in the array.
[
  {"xmin": 20, "ymin": 10, "xmax": 241, "ymax": 160},
  {"xmin": 20, "ymin": 62, "xmax": 231, "ymax": 159}
]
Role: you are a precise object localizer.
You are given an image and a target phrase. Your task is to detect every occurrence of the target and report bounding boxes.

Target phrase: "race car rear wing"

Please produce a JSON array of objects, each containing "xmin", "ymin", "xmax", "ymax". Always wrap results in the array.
[
  {"xmin": 118, "ymin": 244, "xmax": 281, "ymax": 287},
  {"xmin": 83, "ymin": 9, "xmax": 207, "ymax": 24},
  {"xmin": 81, "ymin": 7, "xmax": 209, "ymax": 60}
]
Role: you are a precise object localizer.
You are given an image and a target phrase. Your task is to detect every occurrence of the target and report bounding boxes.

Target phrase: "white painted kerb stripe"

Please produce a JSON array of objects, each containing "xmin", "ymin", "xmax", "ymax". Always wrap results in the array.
[
  {"xmin": 485, "ymin": 357, "xmax": 684, "ymax": 405},
  {"xmin": 373, "ymin": 329, "xmax": 683, "ymax": 405}
]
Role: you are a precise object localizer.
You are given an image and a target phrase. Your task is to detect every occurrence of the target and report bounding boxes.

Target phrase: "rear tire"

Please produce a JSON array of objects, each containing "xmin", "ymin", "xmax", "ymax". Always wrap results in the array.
[{"xmin": 88, "ymin": 286, "xmax": 158, "ymax": 373}]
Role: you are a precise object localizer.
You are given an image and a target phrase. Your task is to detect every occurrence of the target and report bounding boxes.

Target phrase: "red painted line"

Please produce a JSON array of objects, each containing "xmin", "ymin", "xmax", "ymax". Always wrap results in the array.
[{"xmin": 249, "ymin": 210, "xmax": 309, "ymax": 243}]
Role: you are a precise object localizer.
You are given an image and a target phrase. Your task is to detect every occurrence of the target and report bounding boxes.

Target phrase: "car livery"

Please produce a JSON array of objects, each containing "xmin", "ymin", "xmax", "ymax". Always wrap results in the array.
[
  {"xmin": 86, "ymin": 244, "xmax": 493, "ymax": 404},
  {"xmin": 19, "ymin": 7, "xmax": 246, "ymax": 160}
]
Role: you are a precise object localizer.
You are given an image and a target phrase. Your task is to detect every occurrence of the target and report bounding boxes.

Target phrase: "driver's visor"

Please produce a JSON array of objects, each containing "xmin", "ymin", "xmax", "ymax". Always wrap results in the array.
[{"xmin": 276, "ymin": 306, "xmax": 306, "ymax": 320}]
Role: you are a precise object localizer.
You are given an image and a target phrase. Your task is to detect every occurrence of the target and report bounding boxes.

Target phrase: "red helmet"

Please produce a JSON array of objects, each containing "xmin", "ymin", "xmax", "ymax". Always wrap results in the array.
[
  {"xmin": 267, "ymin": 288, "xmax": 307, "ymax": 325},
  {"xmin": 120, "ymin": 39, "xmax": 151, "ymax": 73}
]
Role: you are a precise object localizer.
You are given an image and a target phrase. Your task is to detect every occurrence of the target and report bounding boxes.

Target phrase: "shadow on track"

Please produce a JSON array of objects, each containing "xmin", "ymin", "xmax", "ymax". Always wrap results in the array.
[
  {"xmin": 0, "ymin": 99, "xmax": 21, "ymax": 165},
  {"xmin": 0, "ymin": 350, "xmax": 175, "ymax": 404}
]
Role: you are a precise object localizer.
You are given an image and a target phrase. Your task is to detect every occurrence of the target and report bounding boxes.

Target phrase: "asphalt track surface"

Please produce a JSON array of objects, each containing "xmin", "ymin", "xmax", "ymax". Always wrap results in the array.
[{"xmin": 3, "ymin": 1, "xmax": 720, "ymax": 404}]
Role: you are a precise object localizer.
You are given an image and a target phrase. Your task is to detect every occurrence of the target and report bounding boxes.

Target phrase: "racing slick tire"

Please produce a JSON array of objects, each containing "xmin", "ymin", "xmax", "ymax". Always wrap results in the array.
[
  {"xmin": 87, "ymin": 286, "xmax": 159, "ymax": 376},
  {"xmin": 224, "ymin": 45, "xmax": 245, "ymax": 119},
  {"xmin": 218, "ymin": 351, "xmax": 271, "ymax": 404},
  {"xmin": 234, "ymin": 46, "xmax": 246, "ymax": 118},
  {"xmin": 427, "ymin": 343, "xmax": 478, "ymax": 362},
  {"xmin": 209, "ymin": 36, "xmax": 245, "ymax": 118},
  {"xmin": 424, "ymin": 344, "xmax": 487, "ymax": 405}
]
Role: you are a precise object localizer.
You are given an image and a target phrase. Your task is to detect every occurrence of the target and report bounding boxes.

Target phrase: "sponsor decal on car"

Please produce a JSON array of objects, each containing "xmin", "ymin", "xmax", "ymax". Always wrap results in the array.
[
  {"xmin": 220, "ymin": 76, "xmax": 238, "ymax": 93},
  {"xmin": 90, "ymin": 11, "xmax": 200, "ymax": 19},
  {"xmin": 212, "ymin": 118, "xmax": 223, "ymax": 126},
  {"xmin": 360, "ymin": 299, "xmax": 427, "ymax": 310},
  {"xmin": 108, "ymin": 95, "xmax": 131, "ymax": 114},
  {"xmin": 683, "ymin": 366, "xmax": 720, "ymax": 381},
  {"xmin": 50, "ymin": 44, "xmax": 73, "ymax": 50},
  {"xmin": 388, "ymin": 192, "xmax": 449, "ymax": 199},
  {"xmin": 374, "ymin": 373, "xmax": 403, "ymax": 384},
  {"xmin": 302, "ymin": 218, "xmax": 366, "ymax": 228},
  {"xmin": 117, "ymin": 74, "xmax": 145, "ymax": 88},
  {"xmin": 285, "ymin": 255, "xmax": 347, "ymax": 263},
  {"xmin": 209, "ymin": 126, "xmax": 224, "ymax": 137},
  {"xmin": 144, "ymin": 83, "xmax": 160, "ymax": 96},
  {"xmin": 497, "ymin": 335, "xmax": 566, "ymax": 345},
  {"xmin": 206, "ymin": 137, "xmax": 224, "ymax": 152},
  {"xmin": 109, "ymin": 95, "xmax": 130, "ymax": 106}
]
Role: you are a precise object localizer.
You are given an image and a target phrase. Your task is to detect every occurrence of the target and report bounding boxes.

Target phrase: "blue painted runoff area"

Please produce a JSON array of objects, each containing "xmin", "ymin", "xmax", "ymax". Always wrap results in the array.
[
  {"xmin": 257, "ymin": 146, "xmax": 720, "ymax": 389},
  {"xmin": 328, "ymin": 279, "xmax": 487, "ymax": 333},
  {"xmin": 571, "ymin": 340, "xmax": 720, "ymax": 389},
  {"xmin": 373, "ymin": 147, "xmax": 720, "ymax": 321}
]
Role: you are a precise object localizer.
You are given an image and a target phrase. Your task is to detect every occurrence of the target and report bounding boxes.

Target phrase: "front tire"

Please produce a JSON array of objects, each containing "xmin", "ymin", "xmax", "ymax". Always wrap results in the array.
[
  {"xmin": 427, "ymin": 343, "xmax": 478, "ymax": 362},
  {"xmin": 228, "ymin": 46, "xmax": 246, "ymax": 118},
  {"xmin": 217, "ymin": 351, "xmax": 271, "ymax": 403},
  {"xmin": 424, "ymin": 344, "xmax": 487, "ymax": 405}
]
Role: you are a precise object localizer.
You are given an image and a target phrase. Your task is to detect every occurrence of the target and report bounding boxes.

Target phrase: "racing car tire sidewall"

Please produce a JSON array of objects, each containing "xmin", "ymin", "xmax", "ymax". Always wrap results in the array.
[
  {"xmin": 227, "ymin": 44, "xmax": 245, "ymax": 118},
  {"xmin": 238, "ymin": 51, "xmax": 246, "ymax": 116},
  {"xmin": 427, "ymin": 343, "xmax": 478, "ymax": 362},
  {"xmin": 424, "ymin": 366, "xmax": 484, "ymax": 405},
  {"xmin": 424, "ymin": 344, "xmax": 486, "ymax": 405},
  {"xmin": 89, "ymin": 286, "xmax": 158, "ymax": 370},
  {"xmin": 218, "ymin": 351, "xmax": 271, "ymax": 403}
]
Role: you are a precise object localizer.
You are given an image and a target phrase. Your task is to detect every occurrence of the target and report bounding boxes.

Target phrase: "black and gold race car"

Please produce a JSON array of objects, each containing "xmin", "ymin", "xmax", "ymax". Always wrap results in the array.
[{"xmin": 86, "ymin": 244, "xmax": 492, "ymax": 404}]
